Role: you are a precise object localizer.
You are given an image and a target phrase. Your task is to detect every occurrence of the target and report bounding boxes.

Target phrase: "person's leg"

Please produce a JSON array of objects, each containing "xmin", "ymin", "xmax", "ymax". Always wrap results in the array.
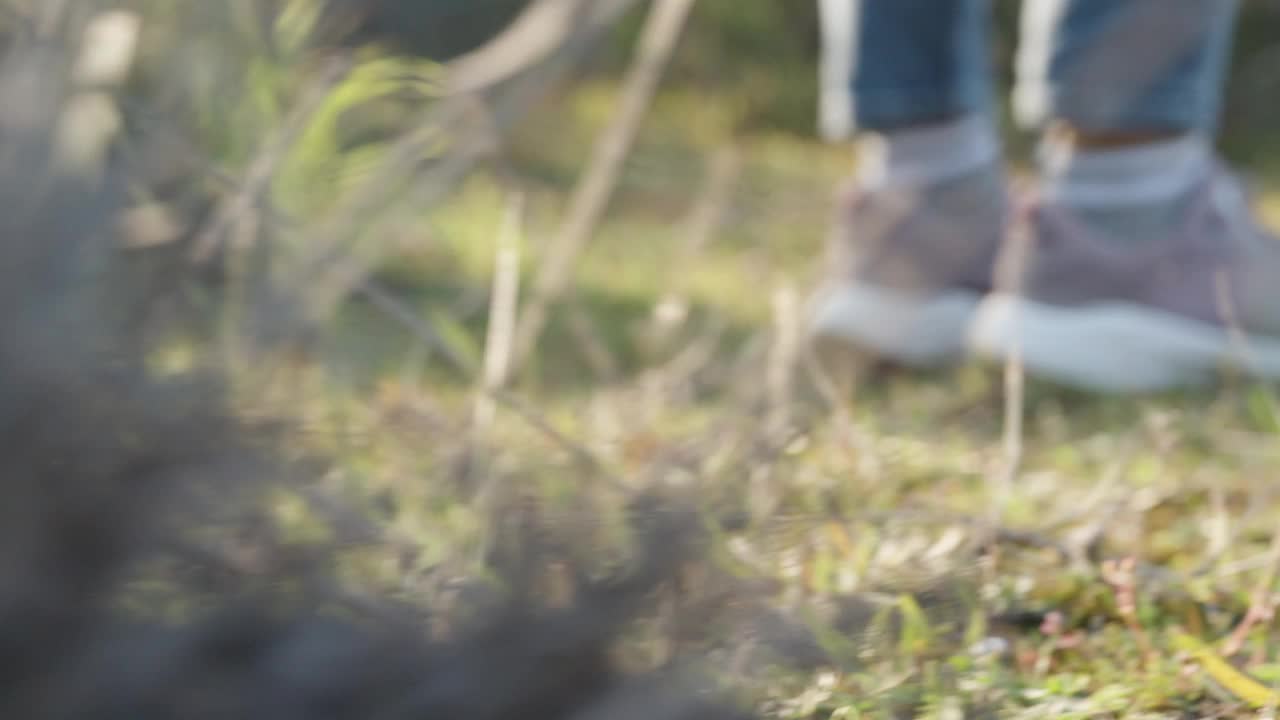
[
  {"xmin": 1014, "ymin": 0, "xmax": 1239, "ymax": 242},
  {"xmin": 1014, "ymin": 0, "xmax": 1238, "ymax": 137},
  {"xmin": 818, "ymin": 0, "xmax": 1001, "ymax": 185},
  {"xmin": 970, "ymin": 0, "xmax": 1280, "ymax": 392},
  {"xmin": 811, "ymin": 0, "xmax": 1008, "ymax": 367},
  {"xmin": 819, "ymin": 0, "xmax": 994, "ymax": 137}
]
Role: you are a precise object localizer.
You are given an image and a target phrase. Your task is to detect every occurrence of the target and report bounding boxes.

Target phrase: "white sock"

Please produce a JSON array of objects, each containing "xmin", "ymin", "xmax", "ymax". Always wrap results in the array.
[
  {"xmin": 1039, "ymin": 133, "xmax": 1211, "ymax": 208},
  {"xmin": 1039, "ymin": 133, "xmax": 1213, "ymax": 243},
  {"xmin": 857, "ymin": 113, "xmax": 1002, "ymax": 189}
]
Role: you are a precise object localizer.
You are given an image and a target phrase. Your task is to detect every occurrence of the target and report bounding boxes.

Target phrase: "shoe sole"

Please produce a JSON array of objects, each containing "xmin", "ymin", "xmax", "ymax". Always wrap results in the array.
[
  {"xmin": 969, "ymin": 293, "xmax": 1280, "ymax": 393},
  {"xmin": 807, "ymin": 284, "xmax": 981, "ymax": 368}
]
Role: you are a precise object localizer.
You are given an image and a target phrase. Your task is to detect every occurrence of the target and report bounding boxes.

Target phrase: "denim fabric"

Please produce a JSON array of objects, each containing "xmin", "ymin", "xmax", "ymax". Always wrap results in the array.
[{"xmin": 818, "ymin": 0, "xmax": 1240, "ymax": 136}]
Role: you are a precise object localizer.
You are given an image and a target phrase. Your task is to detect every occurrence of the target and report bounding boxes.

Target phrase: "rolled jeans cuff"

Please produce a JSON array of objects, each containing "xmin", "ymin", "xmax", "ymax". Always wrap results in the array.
[
  {"xmin": 1013, "ymin": 81, "xmax": 1220, "ymax": 133},
  {"xmin": 846, "ymin": 83, "xmax": 991, "ymax": 132}
]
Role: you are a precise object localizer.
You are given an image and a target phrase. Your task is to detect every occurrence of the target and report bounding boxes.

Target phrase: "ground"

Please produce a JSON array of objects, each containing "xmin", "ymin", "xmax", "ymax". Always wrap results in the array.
[{"xmin": 252, "ymin": 79, "xmax": 1280, "ymax": 718}]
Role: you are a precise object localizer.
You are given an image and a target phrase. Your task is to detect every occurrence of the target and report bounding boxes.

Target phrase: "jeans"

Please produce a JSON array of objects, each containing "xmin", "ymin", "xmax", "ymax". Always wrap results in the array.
[{"xmin": 817, "ymin": 0, "xmax": 1240, "ymax": 139}]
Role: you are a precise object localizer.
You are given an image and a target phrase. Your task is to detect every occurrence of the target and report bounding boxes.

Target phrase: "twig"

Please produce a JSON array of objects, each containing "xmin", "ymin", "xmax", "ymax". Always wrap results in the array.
[
  {"xmin": 1216, "ymin": 267, "xmax": 1263, "ymax": 379},
  {"xmin": 1220, "ymin": 525, "xmax": 1280, "ymax": 657},
  {"xmin": 444, "ymin": 0, "xmax": 642, "ymax": 96},
  {"xmin": 1195, "ymin": 488, "xmax": 1275, "ymax": 578},
  {"xmin": 511, "ymin": 0, "xmax": 698, "ymax": 371},
  {"xmin": 767, "ymin": 282, "xmax": 801, "ymax": 435},
  {"xmin": 993, "ymin": 340, "xmax": 1024, "ymax": 520},
  {"xmin": 473, "ymin": 190, "xmax": 526, "ymax": 434},
  {"xmin": 1215, "ymin": 551, "xmax": 1280, "ymax": 579},
  {"xmin": 650, "ymin": 314, "xmax": 726, "ymax": 394},
  {"xmin": 354, "ymin": 281, "xmax": 471, "ymax": 377},
  {"xmin": 1101, "ymin": 556, "xmax": 1157, "ymax": 667},
  {"xmin": 984, "ymin": 197, "xmax": 1034, "ymax": 570},
  {"xmin": 119, "ymin": 98, "xmax": 293, "ymax": 220},
  {"xmin": 565, "ymin": 298, "xmax": 621, "ymax": 383},
  {"xmin": 467, "ymin": 191, "xmax": 523, "ymax": 511},
  {"xmin": 800, "ymin": 339, "xmax": 884, "ymax": 483},
  {"xmin": 1206, "ymin": 480, "xmax": 1230, "ymax": 569},
  {"xmin": 486, "ymin": 389, "xmax": 629, "ymax": 491},
  {"xmin": 647, "ymin": 144, "xmax": 740, "ymax": 346}
]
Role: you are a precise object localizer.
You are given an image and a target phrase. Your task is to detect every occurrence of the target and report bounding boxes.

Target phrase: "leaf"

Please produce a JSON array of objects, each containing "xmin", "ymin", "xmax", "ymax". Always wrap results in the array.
[
  {"xmin": 277, "ymin": 54, "xmax": 443, "ymax": 214},
  {"xmin": 897, "ymin": 593, "xmax": 934, "ymax": 657},
  {"xmin": 1172, "ymin": 631, "xmax": 1280, "ymax": 708},
  {"xmin": 276, "ymin": 0, "xmax": 324, "ymax": 56}
]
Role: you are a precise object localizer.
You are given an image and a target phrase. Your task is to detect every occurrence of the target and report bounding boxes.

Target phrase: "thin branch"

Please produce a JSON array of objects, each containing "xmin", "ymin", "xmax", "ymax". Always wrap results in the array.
[
  {"xmin": 767, "ymin": 282, "xmax": 800, "ymax": 435},
  {"xmin": 445, "ymin": 0, "xmax": 642, "ymax": 96},
  {"xmin": 511, "ymin": 0, "xmax": 698, "ymax": 372},
  {"xmin": 987, "ymin": 198, "xmax": 1034, "ymax": 556},
  {"xmin": 565, "ymin": 300, "xmax": 621, "ymax": 383},
  {"xmin": 354, "ymin": 281, "xmax": 472, "ymax": 377},
  {"xmin": 473, "ymin": 190, "xmax": 526, "ymax": 434},
  {"xmin": 487, "ymin": 388, "xmax": 629, "ymax": 491},
  {"xmin": 647, "ymin": 144, "xmax": 740, "ymax": 346},
  {"xmin": 1220, "ymin": 525, "xmax": 1280, "ymax": 657}
]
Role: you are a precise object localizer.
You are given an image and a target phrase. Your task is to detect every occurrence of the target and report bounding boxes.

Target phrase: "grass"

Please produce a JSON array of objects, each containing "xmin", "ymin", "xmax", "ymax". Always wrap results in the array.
[{"xmin": 251, "ymin": 79, "xmax": 1280, "ymax": 718}]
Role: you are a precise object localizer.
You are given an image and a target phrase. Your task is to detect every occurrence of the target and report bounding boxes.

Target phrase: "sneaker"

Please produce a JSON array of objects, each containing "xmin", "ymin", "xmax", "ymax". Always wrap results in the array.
[
  {"xmin": 969, "ymin": 166, "xmax": 1280, "ymax": 392},
  {"xmin": 807, "ymin": 169, "xmax": 1008, "ymax": 367}
]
